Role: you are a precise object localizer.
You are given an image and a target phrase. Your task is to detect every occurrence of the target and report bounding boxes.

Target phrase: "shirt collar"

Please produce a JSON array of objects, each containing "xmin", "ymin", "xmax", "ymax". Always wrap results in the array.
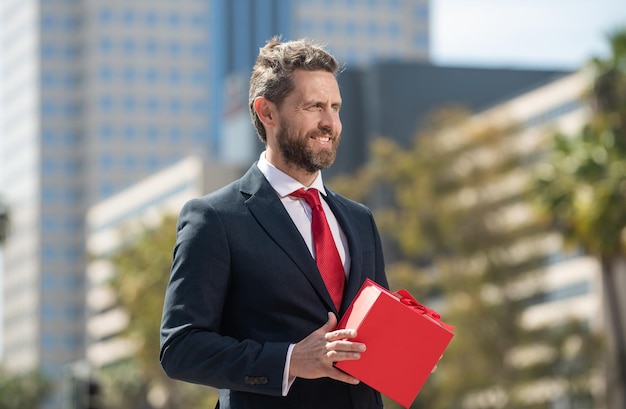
[{"xmin": 257, "ymin": 151, "xmax": 327, "ymax": 198}]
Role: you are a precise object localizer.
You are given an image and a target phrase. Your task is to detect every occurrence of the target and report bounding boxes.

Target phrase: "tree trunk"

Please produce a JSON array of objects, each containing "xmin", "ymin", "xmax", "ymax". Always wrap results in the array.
[{"xmin": 601, "ymin": 256, "xmax": 626, "ymax": 409}]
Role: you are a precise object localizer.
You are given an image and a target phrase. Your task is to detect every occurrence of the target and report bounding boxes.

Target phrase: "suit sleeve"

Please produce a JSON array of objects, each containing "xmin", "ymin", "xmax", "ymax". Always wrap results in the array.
[
  {"xmin": 159, "ymin": 198, "xmax": 289, "ymax": 396},
  {"xmin": 370, "ymin": 211, "xmax": 389, "ymax": 290}
]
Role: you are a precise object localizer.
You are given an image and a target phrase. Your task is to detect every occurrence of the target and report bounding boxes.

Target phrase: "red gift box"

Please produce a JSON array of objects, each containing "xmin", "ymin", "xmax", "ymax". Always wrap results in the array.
[{"xmin": 336, "ymin": 279, "xmax": 454, "ymax": 408}]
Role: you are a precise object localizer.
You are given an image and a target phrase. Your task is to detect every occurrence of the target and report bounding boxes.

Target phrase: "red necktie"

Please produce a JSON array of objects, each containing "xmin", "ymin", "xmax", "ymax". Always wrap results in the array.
[{"xmin": 290, "ymin": 188, "xmax": 345, "ymax": 310}]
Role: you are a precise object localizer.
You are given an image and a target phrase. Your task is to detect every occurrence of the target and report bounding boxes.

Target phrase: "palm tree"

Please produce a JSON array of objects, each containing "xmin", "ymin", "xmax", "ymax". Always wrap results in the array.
[{"xmin": 531, "ymin": 27, "xmax": 626, "ymax": 409}]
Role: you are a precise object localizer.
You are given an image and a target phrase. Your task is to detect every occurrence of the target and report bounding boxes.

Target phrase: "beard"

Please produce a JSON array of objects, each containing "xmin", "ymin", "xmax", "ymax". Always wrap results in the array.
[{"xmin": 276, "ymin": 125, "xmax": 341, "ymax": 173}]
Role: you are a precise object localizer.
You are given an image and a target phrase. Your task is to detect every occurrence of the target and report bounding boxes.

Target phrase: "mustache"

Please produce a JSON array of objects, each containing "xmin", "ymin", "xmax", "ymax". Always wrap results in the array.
[{"xmin": 308, "ymin": 127, "xmax": 338, "ymax": 139}]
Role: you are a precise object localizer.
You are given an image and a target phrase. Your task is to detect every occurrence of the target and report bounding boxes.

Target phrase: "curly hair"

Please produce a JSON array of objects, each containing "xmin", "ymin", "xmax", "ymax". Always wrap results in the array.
[{"xmin": 249, "ymin": 36, "xmax": 340, "ymax": 142}]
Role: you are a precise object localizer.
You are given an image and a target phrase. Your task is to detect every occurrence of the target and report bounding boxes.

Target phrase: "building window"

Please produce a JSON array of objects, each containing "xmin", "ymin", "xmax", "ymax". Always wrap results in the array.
[
  {"xmin": 122, "ymin": 65, "xmax": 135, "ymax": 83},
  {"xmin": 145, "ymin": 10, "xmax": 158, "ymax": 26},
  {"xmin": 124, "ymin": 125, "xmax": 136, "ymax": 139},
  {"xmin": 168, "ymin": 12, "xmax": 181, "ymax": 27},
  {"xmin": 98, "ymin": 8, "xmax": 113, "ymax": 24},
  {"xmin": 99, "ymin": 154, "xmax": 113, "ymax": 170},
  {"xmin": 99, "ymin": 95, "xmax": 113, "ymax": 112},
  {"xmin": 145, "ymin": 39, "xmax": 158, "ymax": 55},
  {"xmin": 100, "ymin": 183, "xmax": 114, "ymax": 198},
  {"xmin": 99, "ymin": 66, "xmax": 113, "ymax": 82},
  {"xmin": 169, "ymin": 68, "xmax": 181, "ymax": 84},
  {"xmin": 367, "ymin": 21, "xmax": 379, "ymax": 37},
  {"xmin": 122, "ymin": 8, "xmax": 135, "ymax": 25},
  {"xmin": 413, "ymin": 4, "xmax": 429, "ymax": 21},
  {"xmin": 147, "ymin": 126, "xmax": 159, "ymax": 140},
  {"xmin": 146, "ymin": 67, "xmax": 159, "ymax": 83},
  {"xmin": 169, "ymin": 127, "xmax": 182, "ymax": 141},
  {"xmin": 124, "ymin": 155, "xmax": 137, "ymax": 170},
  {"xmin": 123, "ymin": 38, "xmax": 136, "ymax": 54},
  {"xmin": 99, "ymin": 124, "xmax": 113, "ymax": 140},
  {"xmin": 146, "ymin": 97, "xmax": 159, "ymax": 113},
  {"xmin": 123, "ymin": 96, "xmax": 136, "ymax": 112},
  {"xmin": 99, "ymin": 37, "xmax": 113, "ymax": 53}
]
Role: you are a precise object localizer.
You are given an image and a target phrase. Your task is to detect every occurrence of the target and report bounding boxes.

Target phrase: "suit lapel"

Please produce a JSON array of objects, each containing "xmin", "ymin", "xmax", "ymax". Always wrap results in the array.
[{"xmin": 239, "ymin": 166, "xmax": 337, "ymax": 312}]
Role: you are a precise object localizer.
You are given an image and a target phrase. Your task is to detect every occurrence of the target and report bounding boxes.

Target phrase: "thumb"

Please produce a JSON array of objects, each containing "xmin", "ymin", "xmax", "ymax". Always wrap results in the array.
[{"xmin": 323, "ymin": 311, "xmax": 338, "ymax": 331}]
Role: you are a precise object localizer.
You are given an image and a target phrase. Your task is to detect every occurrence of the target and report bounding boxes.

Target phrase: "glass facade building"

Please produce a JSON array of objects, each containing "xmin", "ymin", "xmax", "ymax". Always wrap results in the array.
[{"xmin": 0, "ymin": 1, "xmax": 430, "ymax": 406}]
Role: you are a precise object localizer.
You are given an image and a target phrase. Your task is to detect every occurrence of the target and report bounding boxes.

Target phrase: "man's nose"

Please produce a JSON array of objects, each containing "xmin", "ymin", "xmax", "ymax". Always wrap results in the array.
[{"xmin": 319, "ymin": 109, "xmax": 339, "ymax": 131}]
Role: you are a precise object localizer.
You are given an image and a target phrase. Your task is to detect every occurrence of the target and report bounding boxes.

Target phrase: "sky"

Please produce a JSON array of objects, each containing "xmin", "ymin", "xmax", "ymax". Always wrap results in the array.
[{"xmin": 430, "ymin": 0, "xmax": 626, "ymax": 69}]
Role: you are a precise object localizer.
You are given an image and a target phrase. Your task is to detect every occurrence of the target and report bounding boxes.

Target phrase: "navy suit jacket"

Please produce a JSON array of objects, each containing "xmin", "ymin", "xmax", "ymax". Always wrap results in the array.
[{"xmin": 160, "ymin": 164, "xmax": 388, "ymax": 409}]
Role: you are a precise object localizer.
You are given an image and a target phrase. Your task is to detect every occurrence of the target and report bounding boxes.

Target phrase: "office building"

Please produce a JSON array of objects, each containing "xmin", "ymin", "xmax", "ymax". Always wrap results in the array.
[{"xmin": 0, "ymin": 1, "xmax": 432, "ymax": 407}]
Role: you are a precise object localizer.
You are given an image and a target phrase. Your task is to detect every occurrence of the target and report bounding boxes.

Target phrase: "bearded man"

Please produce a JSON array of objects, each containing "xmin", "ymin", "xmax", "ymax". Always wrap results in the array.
[{"xmin": 160, "ymin": 37, "xmax": 389, "ymax": 409}]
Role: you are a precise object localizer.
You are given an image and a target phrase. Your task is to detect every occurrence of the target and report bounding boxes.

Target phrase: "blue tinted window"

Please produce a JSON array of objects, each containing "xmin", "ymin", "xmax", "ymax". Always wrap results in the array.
[
  {"xmin": 123, "ymin": 96, "xmax": 136, "ymax": 111},
  {"xmin": 43, "ymin": 130, "xmax": 56, "ymax": 144},
  {"xmin": 169, "ymin": 99, "xmax": 181, "ymax": 113},
  {"xmin": 147, "ymin": 155, "xmax": 160, "ymax": 170},
  {"xmin": 193, "ymin": 128, "xmax": 205, "ymax": 142},
  {"xmin": 145, "ymin": 10, "xmax": 158, "ymax": 26},
  {"xmin": 169, "ymin": 69, "xmax": 181, "ymax": 84},
  {"xmin": 100, "ymin": 153, "xmax": 113, "ymax": 170},
  {"xmin": 146, "ymin": 97, "xmax": 159, "ymax": 113},
  {"xmin": 122, "ymin": 66, "xmax": 135, "ymax": 83},
  {"xmin": 324, "ymin": 20, "xmax": 335, "ymax": 34},
  {"xmin": 169, "ymin": 41, "xmax": 181, "ymax": 56},
  {"xmin": 99, "ymin": 66, "xmax": 113, "ymax": 82},
  {"xmin": 100, "ymin": 124, "xmax": 113, "ymax": 139},
  {"xmin": 168, "ymin": 12, "xmax": 181, "ymax": 26},
  {"xmin": 124, "ymin": 125, "xmax": 136, "ymax": 139},
  {"xmin": 192, "ymin": 99, "xmax": 207, "ymax": 113},
  {"xmin": 367, "ymin": 22, "xmax": 379, "ymax": 37},
  {"xmin": 122, "ymin": 9, "xmax": 135, "ymax": 25},
  {"xmin": 389, "ymin": 23, "xmax": 401, "ymax": 38},
  {"xmin": 99, "ymin": 37, "xmax": 113, "ymax": 53},
  {"xmin": 99, "ymin": 8, "xmax": 113, "ymax": 24},
  {"xmin": 42, "ymin": 158, "xmax": 56, "ymax": 173},
  {"xmin": 100, "ymin": 183, "xmax": 114, "ymax": 198},
  {"xmin": 145, "ymin": 39, "xmax": 158, "ymax": 55},
  {"xmin": 192, "ymin": 42, "xmax": 206, "ymax": 56},
  {"xmin": 346, "ymin": 21, "xmax": 357, "ymax": 35},
  {"xmin": 124, "ymin": 155, "xmax": 136, "ymax": 170},
  {"xmin": 169, "ymin": 127, "xmax": 182, "ymax": 141},
  {"xmin": 147, "ymin": 126, "xmax": 159, "ymax": 140},
  {"xmin": 42, "ymin": 15, "xmax": 55, "ymax": 29},
  {"xmin": 146, "ymin": 67, "xmax": 159, "ymax": 83},
  {"xmin": 99, "ymin": 95, "xmax": 113, "ymax": 112},
  {"xmin": 123, "ymin": 38, "xmax": 135, "ymax": 54},
  {"xmin": 414, "ymin": 4, "xmax": 429, "ymax": 21},
  {"xmin": 191, "ymin": 14, "xmax": 206, "ymax": 26}
]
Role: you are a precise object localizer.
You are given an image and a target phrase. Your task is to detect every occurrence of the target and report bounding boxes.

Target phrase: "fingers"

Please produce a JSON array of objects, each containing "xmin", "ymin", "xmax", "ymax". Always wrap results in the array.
[
  {"xmin": 324, "ymin": 312, "xmax": 359, "ymax": 342},
  {"xmin": 289, "ymin": 312, "xmax": 365, "ymax": 384}
]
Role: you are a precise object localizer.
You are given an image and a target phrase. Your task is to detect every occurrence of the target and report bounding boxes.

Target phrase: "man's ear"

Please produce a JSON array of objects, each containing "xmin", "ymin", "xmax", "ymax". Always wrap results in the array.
[{"xmin": 253, "ymin": 97, "xmax": 276, "ymax": 128}]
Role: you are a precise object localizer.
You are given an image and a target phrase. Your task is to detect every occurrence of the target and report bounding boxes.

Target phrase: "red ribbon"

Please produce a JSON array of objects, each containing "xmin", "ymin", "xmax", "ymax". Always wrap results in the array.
[{"xmin": 395, "ymin": 289, "xmax": 454, "ymax": 331}]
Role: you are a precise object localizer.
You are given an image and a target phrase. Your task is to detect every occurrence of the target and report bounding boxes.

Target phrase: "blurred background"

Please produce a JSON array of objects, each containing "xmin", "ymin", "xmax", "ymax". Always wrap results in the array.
[{"xmin": 0, "ymin": 0, "xmax": 625, "ymax": 408}]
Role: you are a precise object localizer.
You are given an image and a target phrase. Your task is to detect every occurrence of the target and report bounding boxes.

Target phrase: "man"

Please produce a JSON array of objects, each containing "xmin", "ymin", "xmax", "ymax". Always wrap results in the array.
[{"xmin": 160, "ymin": 37, "xmax": 388, "ymax": 409}]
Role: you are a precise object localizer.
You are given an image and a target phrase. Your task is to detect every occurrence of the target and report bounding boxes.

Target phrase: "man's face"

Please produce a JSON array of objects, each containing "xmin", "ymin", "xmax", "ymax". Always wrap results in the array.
[{"xmin": 273, "ymin": 70, "xmax": 342, "ymax": 174}]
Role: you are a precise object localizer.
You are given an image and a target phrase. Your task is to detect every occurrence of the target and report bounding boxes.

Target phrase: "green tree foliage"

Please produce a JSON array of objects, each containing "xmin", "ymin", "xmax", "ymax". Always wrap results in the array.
[
  {"xmin": 101, "ymin": 215, "xmax": 218, "ymax": 408},
  {"xmin": 332, "ymin": 106, "xmax": 603, "ymax": 408},
  {"xmin": 531, "ymin": 27, "xmax": 626, "ymax": 408},
  {"xmin": 0, "ymin": 368, "xmax": 51, "ymax": 409}
]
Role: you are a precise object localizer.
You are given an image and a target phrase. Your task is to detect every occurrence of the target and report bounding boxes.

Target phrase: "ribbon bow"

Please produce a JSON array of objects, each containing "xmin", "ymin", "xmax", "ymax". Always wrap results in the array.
[{"xmin": 395, "ymin": 289, "xmax": 455, "ymax": 331}]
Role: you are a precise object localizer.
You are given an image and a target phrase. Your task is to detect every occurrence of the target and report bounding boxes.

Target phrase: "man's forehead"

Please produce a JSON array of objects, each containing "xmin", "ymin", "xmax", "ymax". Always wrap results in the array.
[{"xmin": 290, "ymin": 70, "xmax": 341, "ymax": 98}]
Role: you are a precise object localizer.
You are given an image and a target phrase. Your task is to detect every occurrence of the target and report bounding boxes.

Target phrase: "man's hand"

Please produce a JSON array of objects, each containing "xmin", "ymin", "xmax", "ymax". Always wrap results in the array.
[{"xmin": 289, "ymin": 312, "xmax": 364, "ymax": 384}]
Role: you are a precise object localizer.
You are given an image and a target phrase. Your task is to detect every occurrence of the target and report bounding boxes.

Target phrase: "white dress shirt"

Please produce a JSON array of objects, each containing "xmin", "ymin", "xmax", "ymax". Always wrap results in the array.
[{"xmin": 256, "ymin": 151, "xmax": 352, "ymax": 395}]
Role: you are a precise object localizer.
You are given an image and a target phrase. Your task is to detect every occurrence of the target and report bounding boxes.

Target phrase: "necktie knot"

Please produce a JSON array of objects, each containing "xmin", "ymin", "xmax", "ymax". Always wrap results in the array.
[{"xmin": 290, "ymin": 188, "xmax": 322, "ymax": 209}]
